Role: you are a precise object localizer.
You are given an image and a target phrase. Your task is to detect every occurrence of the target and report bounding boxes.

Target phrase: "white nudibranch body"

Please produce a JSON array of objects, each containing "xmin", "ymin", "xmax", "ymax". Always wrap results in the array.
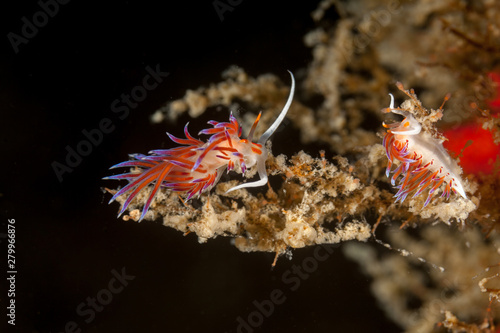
[{"xmin": 382, "ymin": 93, "xmax": 467, "ymax": 206}]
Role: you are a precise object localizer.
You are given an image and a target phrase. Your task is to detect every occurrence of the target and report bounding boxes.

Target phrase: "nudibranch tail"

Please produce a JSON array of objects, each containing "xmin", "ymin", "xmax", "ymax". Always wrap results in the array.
[
  {"xmin": 382, "ymin": 90, "xmax": 467, "ymax": 207},
  {"xmin": 105, "ymin": 71, "xmax": 295, "ymax": 221}
]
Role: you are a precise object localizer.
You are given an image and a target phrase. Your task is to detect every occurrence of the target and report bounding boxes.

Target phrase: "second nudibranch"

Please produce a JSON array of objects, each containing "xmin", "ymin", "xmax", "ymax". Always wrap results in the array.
[
  {"xmin": 382, "ymin": 93, "xmax": 467, "ymax": 206},
  {"xmin": 105, "ymin": 71, "xmax": 295, "ymax": 221}
]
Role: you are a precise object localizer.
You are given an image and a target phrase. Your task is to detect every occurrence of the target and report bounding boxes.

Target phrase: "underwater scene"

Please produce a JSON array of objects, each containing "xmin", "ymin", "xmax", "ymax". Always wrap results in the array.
[{"xmin": 3, "ymin": 0, "xmax": 500, "ymax": 332}]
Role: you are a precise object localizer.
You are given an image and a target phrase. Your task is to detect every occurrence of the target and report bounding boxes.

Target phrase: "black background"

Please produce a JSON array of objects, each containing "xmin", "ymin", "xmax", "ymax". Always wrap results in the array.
[{"xmin": 1, "ymin": 1, "xmax": 402, "ymax": 332}]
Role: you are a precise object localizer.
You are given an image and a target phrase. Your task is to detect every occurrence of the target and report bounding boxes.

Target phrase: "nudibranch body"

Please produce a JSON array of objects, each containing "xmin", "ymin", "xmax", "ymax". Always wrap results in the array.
[
  {"xmin": 105, "ymin": 71, "xmax": 295, "ymax": 221},
  {"xmin": 382, "ymin": 92, "xmax": 467, "ymax": 207}
]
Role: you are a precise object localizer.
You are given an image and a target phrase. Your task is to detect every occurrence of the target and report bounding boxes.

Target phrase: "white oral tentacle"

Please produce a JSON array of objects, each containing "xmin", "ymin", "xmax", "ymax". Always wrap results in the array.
[{"xmin": 226, "ymin": 71, "xmax": 295, "ymax": 193}]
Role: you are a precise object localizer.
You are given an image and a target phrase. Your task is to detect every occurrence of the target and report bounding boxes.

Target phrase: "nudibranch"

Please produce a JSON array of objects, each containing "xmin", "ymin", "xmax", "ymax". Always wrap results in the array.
[
  {"xmin": 382, "ymin": 89, "xmax": 467, "ymax": 207},
  {"xmin": 105, "ymin": 71, "xmax": 295, "ymax": 221}
]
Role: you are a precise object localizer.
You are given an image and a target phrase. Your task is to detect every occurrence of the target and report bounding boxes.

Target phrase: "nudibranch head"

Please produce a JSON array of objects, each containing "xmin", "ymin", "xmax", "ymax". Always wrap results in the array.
[
  {"xmin": 382, "ymin": 90, "xmax": 467, "ymax": 207},
  {"xmin": 105, "ymin": 71, "xmax": 295, "ymax": 221},
  {"xmin": 225, "ymin": 70, "xmax": 295, "ymax": 193},
  {"xmin": 382, "ymin": 93, "xmax": 422, "ymax": 135}
]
